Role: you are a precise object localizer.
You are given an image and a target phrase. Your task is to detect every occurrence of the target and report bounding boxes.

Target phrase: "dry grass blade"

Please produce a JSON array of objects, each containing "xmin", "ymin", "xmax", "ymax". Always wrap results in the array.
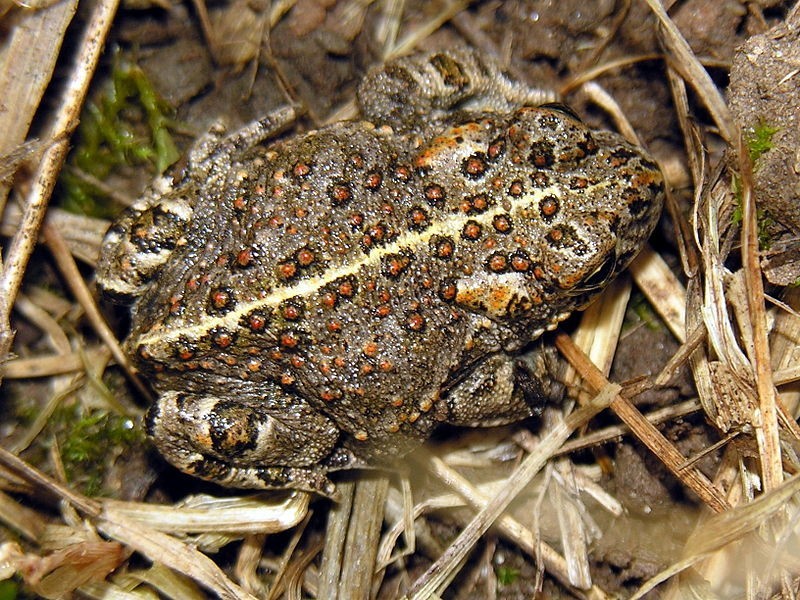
[
  {"xmin": 79, "ymin": 579, "xmax": 169, "ymax": 599},
  {"xmin": 0, "ymin": 140, "xmax": 44, "ymax": 185},
  {"xmin": 372, "ymin": 0, "xmax": 404, "ymax": 55},
  {"xmin": 317, "ymin": 479, "xmax": 355, "ymax": 597},
  {"xmin": 0, "ymin": 490, "xmax": 47, "ymax": 542},
  {"xmin": 1, "ymin": 203, "xmax": 110, "ymax": 266},
  {"xmin": 662, "ymin": 68, "xmax": 702, "ymax": 282},
  {"xmin": 736, "ymin": 133, "xmax": 783, "ymax": 491},
  {"xmin": 421, "ymin": 453, "xmax": 614, "ymax": 597},
  {"xmin": 580, "ymin": 81, "xmax": 640, "ymax": 145},
  {"xmin": 0, "ymin": 345, "xmax": 110, "ymax": 379},
  {"xmin": 0, "ymin": 4, "xmax": 76, "ymax": 212},
  {"xmin": 775, "ymin": 365, "xmax": 800, "ymax": 387},
  {"xmin": 0, "ymin": 444, "xmax": 272, "ymax": 598},
  {"xmin": 665, "ymin": 63, "xmax": 703, "ymax": 197},
  {"xmin": 566, "ymin": 277, "xmax": 631, "ymax": 391},
  {"xmin": 43, "ymin": 224, "xmax": 152, "ymax": 402},
  {"xmin": 0, "ymin": 445, "xmax": 100, "ymax": 517},
  {"xmin": 632, "ymin": 474, "xmax": 800, "ymax": 599},
  {"xmin": 388, "ymin": 0, "xmax": 473, "ymax": 58},
  {"xmin": 0, "ymin": 538, "xmax": 127, "ymax": 599},
  {"xmin": 278, "ymin": 539, "xmax": 324, "ymax": 600},
  {"xmin": 690, "ymin": 175, "xmax": 757, "ymax": 434},
  {"xmin": 112, "ymin": 563, "xmax": 207, "ymax": 599},
  {"xmin": 96, "ymin": 514, "xmax": 258, "ymax": 600},
  {"xmin": 318, "ymin": 476, "xmax": 389, "ymax": 597},
  {"xmin": 12, "ymin": 293, "xmax": 70, "ymax": 352},
  {"xmin": 654, "ymin": 327, "xmax": 705, "ymax": 388},
  {"xmin": 102, "ymin": 493, "xmax": 309, "ymax": 535},
  {"xmin": 629, "ymin": 246, "xmax": 687, "ymax": 343},
  {"xmin": 335, "ymin": 476, "xmax": 389, "ymax": 597},
  {"xmin": 405, "ymin": 386, "xmax": 617, "ymax": 598},
  {"xmin": 556, "ymin": 398, "xmax": 702, "ymax": 455},
  {"xmin": 772, "ymin": 288, "xmax": 800, "ymax": 413},
  {"xmin": 563, "ymin": 53, "xmax": 663, "ymax": 95},
  {"xmin": 552, "ymin": 460, "xmax": 591, "ymax": 589},
  {"xmin": 235, "ymin": 533, "xmax": 268, "ymax": 595},
  {"xmin": 263, "ymin": 512, "xmax": 315, "ymax": 599},
  {"xmin": 11, "ymin": 378, "xmax": 87, "ymax": 455}
]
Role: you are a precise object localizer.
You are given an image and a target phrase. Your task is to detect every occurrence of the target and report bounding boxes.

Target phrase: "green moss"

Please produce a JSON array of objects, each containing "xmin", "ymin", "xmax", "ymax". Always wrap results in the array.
[
  {"xmin": 624, "ymin": 290, "xmax": 662, "ymax": 333},
  {"xmin": 0, "ymin": 580, "xmax": 19, "ymax": 600},
  {"xmin": 13, "ymin": 400, "xmax": 40, "ymax": 424},
  {"xmin": 746, "ymin": 120, "xmax": 779, "ymax": 164},
  {"xmin": 59, "ymin": 56, "xmax": 180, "ymax": 218},
  {"xmin": 55, "ymin": 404, "xmax": 143, "ymax": 496},
  {"xmin": 731, "ymin": 120, "xmax": 780, "ymax": 234},
  {"xmin": 756, "ymin": 209, "xmax": 777, "ymax": 250},
  {"xmin": 496, "ymin": 566, "xmax": 520, "ymax": 585},
  {"xmin": 731, "ymin": 175, "xmax": 743, "ymax": 226}
]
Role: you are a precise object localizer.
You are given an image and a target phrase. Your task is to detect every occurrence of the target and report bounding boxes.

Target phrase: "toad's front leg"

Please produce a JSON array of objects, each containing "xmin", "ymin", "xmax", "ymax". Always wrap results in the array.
[{"xmin": 444, "ymin": 347, "xmax": 564, "ymax": 427}]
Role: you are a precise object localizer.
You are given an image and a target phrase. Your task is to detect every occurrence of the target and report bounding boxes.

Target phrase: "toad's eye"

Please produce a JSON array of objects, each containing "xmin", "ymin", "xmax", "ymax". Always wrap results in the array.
[
  {"xmin": 579, "ymin": 254, "xmax": 617, "ymax": 292},
  {"xmin": 537, "ymin": 103, "xmax": 582, "ymax": 122}
]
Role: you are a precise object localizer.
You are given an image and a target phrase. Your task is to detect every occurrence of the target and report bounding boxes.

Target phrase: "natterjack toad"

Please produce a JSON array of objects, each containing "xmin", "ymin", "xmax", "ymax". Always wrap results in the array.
[{"xmin": 96, "ymin": 48, "xmax": 664, "ymax": 497}]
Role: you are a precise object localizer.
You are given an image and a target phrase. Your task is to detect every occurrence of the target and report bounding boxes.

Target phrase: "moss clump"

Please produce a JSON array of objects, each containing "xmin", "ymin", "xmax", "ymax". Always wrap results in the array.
[
  {"xmin": 0, "ymin": 580, "xmax": 20, "ymax": 600},
  {"xmin": 746, "ymin": 120, "xmax": 778, "ymax": 164},
  {"xmin": 729, "ymin": 120, "xmax": 780, "ymax": 250},
  {"xmin": 496, "ymin": 566, "xmax": 520, "ymax": 585},
  {"xmin": 56, "ymin": 405, "xmax": 143, "ymax": 496},
  {"xmin": 622, "ymin": 290, "xmax": 663, "ymax": 333},
  {"xmin": 59, "ymin": 57, "xmax": 180, "ymax": 218}
]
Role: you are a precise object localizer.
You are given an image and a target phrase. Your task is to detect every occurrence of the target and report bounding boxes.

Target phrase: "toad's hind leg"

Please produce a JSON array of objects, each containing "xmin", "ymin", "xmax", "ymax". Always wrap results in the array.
[
  {"xmin": 357, "ymin": 47, "xmax": 557, "ymax": 131},
  {"xmin": 185, "ymin": 105, "xmax": 298, "ymax": 178},
  {"xmin": 445, "ymin": 348, "xmax": 564, "ymax": 427},
  {"xmin": 145, "ymin": 384, "xmax": 344, "ymax": 497}
]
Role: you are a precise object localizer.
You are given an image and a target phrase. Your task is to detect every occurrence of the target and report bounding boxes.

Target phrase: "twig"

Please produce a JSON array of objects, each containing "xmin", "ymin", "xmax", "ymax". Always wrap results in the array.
[
  {"xmin": 555, "ymin": 333, "xmax": 730, "ymax": 513},
  {"xmin": 642, "ymin": 0, "xmax": 736, "ymax": 142},
  {"xmin": 0, "ymin": 0, "xmax": 119, "ymax": 361},
  {"xmin": 737, "ymin": 133, "xmax": 782, "ymax": 491},
  {"xmin": 43, "ymin": 223, "xmax": 153, "ymax": 404}
]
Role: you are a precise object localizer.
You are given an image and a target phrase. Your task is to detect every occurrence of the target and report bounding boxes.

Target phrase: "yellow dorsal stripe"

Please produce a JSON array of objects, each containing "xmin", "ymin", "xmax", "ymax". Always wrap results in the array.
[{"xmin": 137, "ymin": 180, "xmax": 608, "ymax": 346}]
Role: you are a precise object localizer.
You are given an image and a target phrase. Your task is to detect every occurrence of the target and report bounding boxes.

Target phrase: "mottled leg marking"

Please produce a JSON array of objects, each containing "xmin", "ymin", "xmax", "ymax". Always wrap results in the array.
[
  {"xmin": 145, "ymin": 386, "xmax": 342, "ymax": 496},
  {"xmin": 446, "ymin": 346, "xmax": 564, "ymax": 427}
]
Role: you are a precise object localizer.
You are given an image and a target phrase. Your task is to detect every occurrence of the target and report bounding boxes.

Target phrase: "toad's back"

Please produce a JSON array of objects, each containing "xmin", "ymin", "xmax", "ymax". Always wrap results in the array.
[
  {"xmin": 96, "ymin": 48, "xmax": 663, "ymax": 495},
  {"xmin": 125, "ymin": 107, "xmax": 661, "ymax": 451}
]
